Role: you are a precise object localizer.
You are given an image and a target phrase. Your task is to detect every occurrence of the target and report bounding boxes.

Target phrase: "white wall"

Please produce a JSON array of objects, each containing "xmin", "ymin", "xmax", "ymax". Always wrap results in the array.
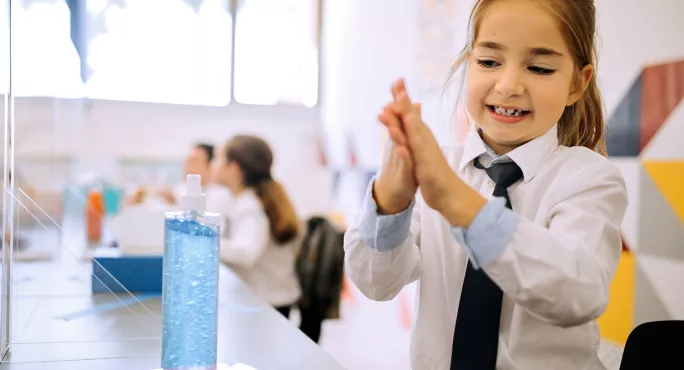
[
  {"xmin": 596, "ymin": 0, "xmax": 684, "ymax": 114},
  {"xmin": 320, "ymin": 0, "xmax": 419, "ymax": 170},
  {"xmin": 13, "ymin": 99, "xmax": 319, "ymax": 159},
  {"xmin": 7, "ymin": 98, "xmax": 329, "ymax": 217}
]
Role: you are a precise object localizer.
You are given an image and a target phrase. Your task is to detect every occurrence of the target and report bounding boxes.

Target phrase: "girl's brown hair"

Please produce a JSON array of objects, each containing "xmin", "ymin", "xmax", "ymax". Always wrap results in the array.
[
  {"xmin": 225, "ymin": 135, "xmax": 300, "ymax": 244},
  {"xmin": 447, "ymin": 0, "xmax": 606, "ymax": 155}
]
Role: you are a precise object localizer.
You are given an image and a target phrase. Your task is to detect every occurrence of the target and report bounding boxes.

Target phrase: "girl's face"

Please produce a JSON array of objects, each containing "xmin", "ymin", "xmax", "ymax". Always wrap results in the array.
[
  {"xmin": 211, "ymin": 156, "xmax": 244, "ymax": 194},
  {"xmin": 465, "ymin": 0, "xmax": 592, "ymax": 154}
]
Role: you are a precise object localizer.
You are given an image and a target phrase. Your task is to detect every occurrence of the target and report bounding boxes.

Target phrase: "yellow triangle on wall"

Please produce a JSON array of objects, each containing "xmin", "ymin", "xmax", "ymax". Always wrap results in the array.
[
  {"xmin": 642, "ymin": 161, "xmax": 684, "ymax": 224},
  {"xmin": 598, "ymin": 251, "xmax": 635, "ymax": 345}
]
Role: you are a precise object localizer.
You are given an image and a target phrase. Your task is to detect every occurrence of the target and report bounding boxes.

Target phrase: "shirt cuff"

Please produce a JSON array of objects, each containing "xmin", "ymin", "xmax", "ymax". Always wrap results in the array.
[
  {"xmin": 450, "ymin": 197, "xmax": 519, "ymax": 269},
  {"xmin": 358, "ymin": 178, "xmax": 414, "ymax": 252}
]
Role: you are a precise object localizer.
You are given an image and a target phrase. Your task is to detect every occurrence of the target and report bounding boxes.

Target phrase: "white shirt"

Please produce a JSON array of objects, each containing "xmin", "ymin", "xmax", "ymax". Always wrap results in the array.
[
  {"xmin": 218, "ymin": 188, "xmax": 302, "ymax": 307},
  {"xmin": 344, "ymin": 125, "xmax": 628, "ymax": 369}
]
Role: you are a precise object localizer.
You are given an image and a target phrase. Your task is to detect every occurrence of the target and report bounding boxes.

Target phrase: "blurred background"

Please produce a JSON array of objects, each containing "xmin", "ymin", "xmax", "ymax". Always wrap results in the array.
[{"xmin": 0, "ymin": 0, "xmax": 682, "ymax": 369}]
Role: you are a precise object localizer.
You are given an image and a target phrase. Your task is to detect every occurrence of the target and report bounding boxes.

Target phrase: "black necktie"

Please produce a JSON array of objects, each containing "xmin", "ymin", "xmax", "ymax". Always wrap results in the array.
[{"xmin": 450, "ymin": 157, "xmax": 523, "ymax": 370}]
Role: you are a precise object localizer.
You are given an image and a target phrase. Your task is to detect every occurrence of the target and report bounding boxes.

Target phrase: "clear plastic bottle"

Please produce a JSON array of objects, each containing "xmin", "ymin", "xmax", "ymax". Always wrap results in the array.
[{"xmin": 161, "ymin": 174, "xmax": 220, "ymax": 369}]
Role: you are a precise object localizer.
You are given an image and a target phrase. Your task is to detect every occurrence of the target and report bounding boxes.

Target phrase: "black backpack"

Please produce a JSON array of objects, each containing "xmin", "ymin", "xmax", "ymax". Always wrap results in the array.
[{"xmin": 296, "ymin": 216, "xmax": 345, "ymax": 318}]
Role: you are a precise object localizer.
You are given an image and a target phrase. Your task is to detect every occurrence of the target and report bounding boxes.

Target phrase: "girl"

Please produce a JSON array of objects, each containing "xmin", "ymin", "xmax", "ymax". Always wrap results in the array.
[
  {"xmin": 212, "ymin": 135, "xmax": 301, "ymax": 318},
  {"xmin": 344, "ymin": 1, "xmax": 628, "ymax": 369}
]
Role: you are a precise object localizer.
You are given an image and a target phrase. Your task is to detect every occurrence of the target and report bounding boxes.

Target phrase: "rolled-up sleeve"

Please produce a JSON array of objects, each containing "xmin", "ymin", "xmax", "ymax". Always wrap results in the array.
[
  {"xmin": 344, "ymin": 178, "xmax": 422, "ymax": 301},
  {"xmin": 450, "ymin": 197, "xmax": 519, "ymax": 268},
  {"xmin": 358, "ymin": 179, "xmax": 415, "ymax": 253}
]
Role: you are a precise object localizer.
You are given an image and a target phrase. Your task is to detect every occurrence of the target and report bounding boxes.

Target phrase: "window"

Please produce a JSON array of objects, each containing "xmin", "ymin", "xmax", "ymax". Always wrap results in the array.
[
  {"xmin": 233, "ymin": 0, "xmax": 319, "ymax": 107},
  {"xmin": 1, "ymin": 1, "xmax": 85, "ymax": 98},
  {"xmin": 81, "ymin": 0, "xmax": 319, "ymax": 107},
  {"xmin": 84, "ymin": 0, "xmax": 233, "ymax": 106},
  {"xmin": 1, "ymin": 0, "xmax": 321, "ymax": 106}
]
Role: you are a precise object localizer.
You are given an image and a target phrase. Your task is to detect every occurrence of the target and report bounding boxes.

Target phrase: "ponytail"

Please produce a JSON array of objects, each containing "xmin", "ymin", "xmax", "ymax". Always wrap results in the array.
[
  {"xmin": 558, "ymin": 74, "xmax": 607, "ymax": 156},
  {"xmin": 225, "ymin": 135, "xmax": 300, "ymax": 244},
  {"xmin": 253, "ymin": 178, "xmax": 300, "ymax": 244}
]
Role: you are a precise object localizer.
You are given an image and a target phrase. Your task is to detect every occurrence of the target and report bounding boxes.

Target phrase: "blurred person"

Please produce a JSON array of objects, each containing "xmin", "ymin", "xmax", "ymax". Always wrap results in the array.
[
  {"xmin": 158, "ymin": 142, "xmax": 216, "ymax": 204},
  {"xmin": 212, "ymin": 135, "xmax": 301, "ymax": 318},
  {"xmin": 127, "ymin": 142, "xmax": 229, "ymax": 212}
]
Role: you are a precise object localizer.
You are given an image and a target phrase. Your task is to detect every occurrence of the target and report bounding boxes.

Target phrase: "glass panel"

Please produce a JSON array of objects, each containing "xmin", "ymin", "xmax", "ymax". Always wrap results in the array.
[
  {"xmin": 84, "ymin": 0, "xmax": 233, "ymax": 106},
  {"xmin": 233, "ymin": 0, "xmax": 319, "ymax": 107},
  {"xmin": 0, "ymin": 0, "xmax": 9, "ymax": 359},
  {"xmin": 6, "ymin": 1, "xmax": 163, "ymax": 364}
]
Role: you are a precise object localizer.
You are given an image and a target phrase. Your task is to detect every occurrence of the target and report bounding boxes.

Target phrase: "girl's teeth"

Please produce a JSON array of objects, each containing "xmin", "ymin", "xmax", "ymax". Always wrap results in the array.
[{"xmin": 494, "ymin": 106, "xmax": 523, "ymax": 117}]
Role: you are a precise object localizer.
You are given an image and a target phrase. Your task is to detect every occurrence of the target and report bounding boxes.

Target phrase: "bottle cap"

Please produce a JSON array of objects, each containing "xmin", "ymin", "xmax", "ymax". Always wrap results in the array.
[{"xmin": 180, "ymin": 174, "xmax": 206, "ymax": 212}]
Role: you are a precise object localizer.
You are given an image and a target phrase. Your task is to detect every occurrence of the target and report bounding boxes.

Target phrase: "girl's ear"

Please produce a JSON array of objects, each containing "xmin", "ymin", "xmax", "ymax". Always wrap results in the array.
[{"xmin": 566, "ymin": 64, "xmax": 593, "ymax": 106}]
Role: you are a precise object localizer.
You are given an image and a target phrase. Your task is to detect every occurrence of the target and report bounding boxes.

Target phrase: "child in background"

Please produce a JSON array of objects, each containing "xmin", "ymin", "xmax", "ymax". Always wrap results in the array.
[
  {"xmin": 126, "ymin": 142, "xmax": 227, "ymax": 212},
  {"xmin": 212, "ymin": 135, "xmax": 301, "ymax": 318},
  {"xmin": 344, "ymin": 0, "xmax": 628, "ymax": 369}
]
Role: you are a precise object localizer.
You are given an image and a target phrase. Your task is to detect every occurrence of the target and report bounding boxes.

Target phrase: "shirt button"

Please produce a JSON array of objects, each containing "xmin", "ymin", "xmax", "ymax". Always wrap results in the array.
[{"xmin": 488, "ymin": 179, "xmax": 495, "ymax": 187}]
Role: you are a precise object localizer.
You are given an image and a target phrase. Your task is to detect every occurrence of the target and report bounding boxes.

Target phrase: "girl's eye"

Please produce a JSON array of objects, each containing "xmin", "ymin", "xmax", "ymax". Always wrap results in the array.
[
  {"xmin": 477, "ymin": 59, "xmax": 500, "ymax": 68},
  {"xmin": 528, "ymin": 66, "xmax": 555, "ymax": 75}
]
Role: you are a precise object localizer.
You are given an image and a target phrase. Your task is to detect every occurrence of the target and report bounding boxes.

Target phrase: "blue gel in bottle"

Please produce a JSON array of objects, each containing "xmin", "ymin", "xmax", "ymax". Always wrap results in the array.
[{"xmin": 161, "ymin": 174, "xmax": 220, "ymax": 369}]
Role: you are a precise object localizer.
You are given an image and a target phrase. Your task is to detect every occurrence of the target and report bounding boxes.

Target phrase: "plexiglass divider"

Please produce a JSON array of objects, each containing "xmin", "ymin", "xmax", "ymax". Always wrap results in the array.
[
  {"xmin": 1, "ymin": 0, "xmax": 323, "ymax": 367},
  {"xmin": 3, "ymin": 0, "xmax": 163, "ymax": 365}
]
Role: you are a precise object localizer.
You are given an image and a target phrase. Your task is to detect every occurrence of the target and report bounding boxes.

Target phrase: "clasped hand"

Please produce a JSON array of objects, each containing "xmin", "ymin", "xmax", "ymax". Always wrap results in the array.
[{"xmin": 374, "ymin": 79, "xmax": 486, "ymax": 228}]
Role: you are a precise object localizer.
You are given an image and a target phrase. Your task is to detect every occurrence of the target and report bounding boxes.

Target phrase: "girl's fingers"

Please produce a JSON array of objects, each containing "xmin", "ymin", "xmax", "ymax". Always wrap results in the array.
[
  {"xmin": 391, "ymin": 91, "xmax": 414, "ymax": 118},
  {"xmin": 392, "ymin": 78, "xmax": 407, "ymax": 100},
  {"xmin": 400, "ymin": 104, "xmax": 424, "ymax": 140},
  {"xmin": 394, "ymin": 145, "xmax": 412, "ymax": 165},
  {"xmin": 394, "ymin": 145, "xmax": 417, "ymax": 184},
  {"xmin": 378, "ymin": 107, "xmax": 408, "ymax": 146},
  {"xmin": 387, "ymin": 126, "xmax": 408, "ymax": 147}
]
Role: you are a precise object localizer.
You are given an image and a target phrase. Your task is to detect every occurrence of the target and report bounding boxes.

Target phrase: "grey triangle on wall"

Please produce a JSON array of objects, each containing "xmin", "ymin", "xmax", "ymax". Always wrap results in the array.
[
  {"xmin": 637, "ymin": 164, "xmax": 684, "ymax": 260},
  {"xmin": 634, "ymin": 261, "xmax": 672, "ymax": 328}
]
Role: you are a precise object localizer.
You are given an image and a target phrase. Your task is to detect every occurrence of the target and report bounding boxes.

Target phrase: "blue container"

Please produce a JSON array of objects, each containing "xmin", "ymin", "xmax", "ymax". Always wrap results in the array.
[
  {"xmin": 92, "ymin": 255, "xmax": 163, "ymax": 294},
  {"xmin": 161, "ymin": 175, "xmax": 221, "ymax": 369}
]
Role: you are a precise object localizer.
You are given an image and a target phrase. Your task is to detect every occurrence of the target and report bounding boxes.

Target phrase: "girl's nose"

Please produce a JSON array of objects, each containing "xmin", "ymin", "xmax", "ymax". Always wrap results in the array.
[{"xmin": 495, "ymin": 67, "xmax": 524, "ymax": 98}]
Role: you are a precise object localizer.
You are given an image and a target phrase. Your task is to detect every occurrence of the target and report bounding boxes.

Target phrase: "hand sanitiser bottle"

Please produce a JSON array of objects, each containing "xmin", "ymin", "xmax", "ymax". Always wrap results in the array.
[{"xmin": 161, "ymin": 174, "xmax": 220, "ymax": 369}]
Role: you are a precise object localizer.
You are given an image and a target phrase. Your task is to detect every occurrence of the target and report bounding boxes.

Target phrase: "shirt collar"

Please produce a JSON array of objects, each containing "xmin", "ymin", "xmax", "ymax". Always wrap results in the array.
[{"xmin": 458, "ymin": 124, "xmax": 559, "ymax": 182}]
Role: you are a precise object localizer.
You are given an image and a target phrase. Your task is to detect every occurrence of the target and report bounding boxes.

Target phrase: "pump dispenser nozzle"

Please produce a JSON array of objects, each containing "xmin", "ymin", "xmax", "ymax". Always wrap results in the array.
[{"xmin": 180, "ymin": 174, "xmax": 206, "ymax": 212}]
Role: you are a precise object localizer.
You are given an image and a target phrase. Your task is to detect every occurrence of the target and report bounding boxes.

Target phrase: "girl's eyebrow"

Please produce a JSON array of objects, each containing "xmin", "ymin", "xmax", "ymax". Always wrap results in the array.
[
  {"xmin": 530, "ymin": 47, "xmax": 563, "ymax": 57},
  {"xmin": 474, "ymin": 41, "xmax": 564, "ymax": 57},
  {"xmin": 474, "ymin": 41, "xmax": 506, "ymax": 51}
]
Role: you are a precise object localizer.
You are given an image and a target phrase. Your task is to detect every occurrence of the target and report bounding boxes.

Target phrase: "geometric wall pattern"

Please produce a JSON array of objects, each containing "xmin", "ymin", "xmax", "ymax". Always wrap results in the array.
[{"xmin": 599, "ymin": 59, "xmax": 684, "ymax": 346}]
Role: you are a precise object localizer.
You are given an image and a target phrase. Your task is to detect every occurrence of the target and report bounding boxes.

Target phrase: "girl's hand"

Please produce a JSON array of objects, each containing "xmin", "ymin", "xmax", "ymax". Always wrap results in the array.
[
  {"xmin": 157, "ymin": 188, "xmax": 177, "ymax": 205},
  {"xmin": 390, "ymin": 79, "xmax": 486, "ymax": 227},
  {"xmin": 373, "ymin": 85, "xmax": 419, "ymax": 215}
]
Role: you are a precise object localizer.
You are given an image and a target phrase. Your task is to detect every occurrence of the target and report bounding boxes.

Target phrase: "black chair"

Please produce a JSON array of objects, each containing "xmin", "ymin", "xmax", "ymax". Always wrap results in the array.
[{"xmin": 619, "ymin": 320, "xmax": 684, "ymax": 369}]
